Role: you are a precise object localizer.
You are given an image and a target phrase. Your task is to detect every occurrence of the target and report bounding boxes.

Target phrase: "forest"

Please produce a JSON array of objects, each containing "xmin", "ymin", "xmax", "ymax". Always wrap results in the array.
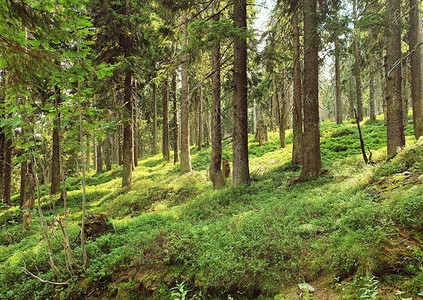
[{"xmin": 1, "ymin": 0, "xmax": 423, "ymax": 298}]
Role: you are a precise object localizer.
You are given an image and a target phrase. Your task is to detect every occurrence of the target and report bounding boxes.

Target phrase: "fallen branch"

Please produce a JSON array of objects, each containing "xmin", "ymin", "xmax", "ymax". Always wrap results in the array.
[{"xmin": 20, "ymin": 267, "xmax": 69, "ymax": 286}]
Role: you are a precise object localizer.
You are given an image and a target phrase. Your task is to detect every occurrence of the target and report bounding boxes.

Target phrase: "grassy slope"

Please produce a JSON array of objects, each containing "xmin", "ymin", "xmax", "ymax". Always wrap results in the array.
[{"xmin": 1, "ymin": 116, "xmax": 423, "ymax": 299}]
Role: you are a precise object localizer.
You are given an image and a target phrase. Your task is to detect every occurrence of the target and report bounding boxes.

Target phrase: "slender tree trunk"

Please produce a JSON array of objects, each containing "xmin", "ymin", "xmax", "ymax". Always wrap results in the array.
[
  {"xmin": 353, "ymin": 0, "xmax": 363, "ymax": 122},
  {"xmin": 370, "ymin": 66, "xmax": 376, "ymax": 120},
  {"xmin": 335, "ymin": 39, "xmax": 342, "ymax": 124},
  {"xmin": 86, "ymin": 135, "xmax": 91, "ymax": 171},
  {"xmin": 277, "ymin": 74, "xmax": 287, "ymax": 148},
  {"xmin": 386, "ymin": 0, "xmax": 405, "ymax": 157},
  {"xmin": 382, "ymin": 65, "xmax": 388, "ymax": 126},
  {"xmin": 92, "ymin": 138, "xmax": 97, "ymax": 169},
  {"xmin": 152, "ymin": 83, "xmax": 158, "ymax": 155},
  {"xmin": 298, "ymin": 0, "xmax": 322, "ymax": 180},
  {"xmin": 122, "ymin": 70, "xmax": 133, "ymax": 186},
  {"xmin": 104, "ymin": 136, "xmax": 112, "ymax": 171},
  {"xmin": 292, "ymin": 13, "xmax": 303, "ymax": 165},
  {"xmin": 51, "ymin": 89, "xmax": 61, "ymax": 195},
  {"xmin": 173, "ymin": 72, "xmax": 179, "ymax": 163},
  {"xmin": 133, "ymin": 99, "xmax": 138, "ymax": 168},
  {"xmin": 3, "ymin": 136, "xmax": 12, "ymax": 205},
  {"xmin": 122, "ymin": 10, "xmax": 134, "ymax": 186},
  {"xmin": 180, "ymin": 13, "xmax": 192, "ymax": 175},
  {"xmin": 210, "ymin": 3, "xmax": 226, "ymax": 189},
  {"xmin": 233, "ymin": 0, "xmax": 250, "ymax": 186},
  {"xmin": 410, "ymin": 0, "xmax": 423, "ymax": 139},
  {"xmin": 198, "ymin": 83, "xmax": 203, "ymax": 151},
  {"xmin": 194, "ymin": 90, "xmax": 199, "ymax": 149},
  {"xmin": 20, "ymin": 159, "xmax": 28, "ymax": 208},
  {"xmin": 0, "ymin": 129, "xmax": 5, "ymax": 199},
  {"xmin": 402, "ymin": 59, "xmax": 409, "ymax": 126},
  {"xmin": 140, "ymin": 102, "xmax": 146, "ymax": 158},
  {"xmin": 96, "ymin": 142, "xmax": 103, "ymax": 174},
  {"xmin": 253, "ymin": 99, "xmax": 257, "ymax": 135},
  {"xmin": 349, "ymin": 75, "xmax": 355, "ymax": 119},
  {"xmin": 162, "ymin": 79, "xmax": 170, "ymax": 161}
]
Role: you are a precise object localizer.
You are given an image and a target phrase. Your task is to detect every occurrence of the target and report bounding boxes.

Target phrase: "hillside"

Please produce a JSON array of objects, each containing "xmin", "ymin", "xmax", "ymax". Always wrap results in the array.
[{"xmin": 1, "ymin": 116, "xmax": 423, "ymax": 299}]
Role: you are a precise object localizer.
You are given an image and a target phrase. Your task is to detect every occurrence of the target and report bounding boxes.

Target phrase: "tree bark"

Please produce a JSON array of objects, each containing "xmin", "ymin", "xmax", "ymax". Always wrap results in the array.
[
  {"xmin": 276, "ymin": 75, "xmax": 287, "ymax": 148},
  {"xmin": 386, "ymin": 0, "xmax": 405, "ymax": 157},
  {"xmin": 0, "ymin": 129, "xmax": 5, "ymax": 199},
  {"xmin": 122, "ymin": 70, "xmax": 133, "ymax": 186},
  {"xmin": 162, "ymin": 79, "xmax": 170, "ymax": 161},
  {"xmin": 104, "ymin": 136, "xmax": 112, "ymax": 171},
  {"xmin": 140, "ymin": 102, "xmax": 146, "ymax": 158},
  {"xmin": 20, "ymin": 159, "xmax": 28, "ymax": 208},
  {"xmin": 335, "ymin": 39, "xmax": 342, "ymax": 124},
  {"xmin": 198, "ymin": 83, "xmax": 203, "ymax": 151},
  {"xmin": 152, "ymin": 83, "xmax": 158, "ymax": 155},
  {"xmin": 133, "ymin": 98, "xmax": 138, "ymax": 167},
  {"xmin": 382, "ymin": 65, "xmax": 388, "ymax": 126},
  {"xmin": 51, "ymin": 88, "xmax": 61, "ymax": 195},
  {"xmin": 210, "ymin": 4, "xmax": 226, "ymax": 189},
  {"xmin": 173, "ymin": 73, "xmax": 179, "ymax": 164},
  {"xmin": 3, "ymin": 136, "xmax": 12, "ymax": 205},
  {"xmin": 292, "ymin": 13, "xmax": 303, "ymax": 165},
  {"xmin": 96, "ymin": 142, "xmax": 103, "ymax": 174},
  {"xmin": 410, "ymin": 0, "xmax": 423, "ymax": 139},
  {"xmin": 353, "ymin": 0, "xmax": 363, "ymax": 122},
  {"xmin": 180, "ymin": 13, "xmax": 192, "ymax": 175},
  {"xmin": 349, "ymin": 76, "xmax": 355, "ymax": 119},
  {"xmin": 233, "ymin": 0, "xmax": 250, "ymax": 186},
  {"xmin": 369, "ymin": 66, "xmax": 376, "ymax": 120},
  {"xmin": 298, "ymin": 0, "xmax": 322, "ymax": 180}
]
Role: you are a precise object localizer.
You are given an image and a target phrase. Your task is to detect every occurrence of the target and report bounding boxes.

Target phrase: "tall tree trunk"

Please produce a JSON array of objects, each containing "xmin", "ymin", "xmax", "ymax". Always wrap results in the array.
[
  {"xmin": 122, "ymin": 10, "xmax": 134, "ymax": 186},
  {"xmin": 277, "ymin": 74, "xmax": 287, "ymax": 148},
  {"xmin": 96, "ymin": 142, "xmax": 103, "ymax": 174},
  {"xmin": 152, "ymin": 83, "xmax": 158, "ymax": 155},
  {"xmin": 403, "ymin": 59, "xmax": 409, "ymax": 126},
  {"xmin": 349, "ymin": 75, "xmax": 355, "ymax": 119},
  {"xmin": 298, "ymin": 0, "xmax": 322, "ymax": 180},
  {"xmin": 198, "ymin": 83, "xmax": 203, "ymax": 151},
  {"xmin": 353, "ymin": 0, "xmax": 363, "ymax": 122},
  {"xmin": 172, "ymin": 74, "xmax": 179, "ymax": 164},
  {"xmin": 382, "ymin": 65, "xmax": 388, "ymax": 126},
  {"xmin": 92, "ymin": 138, "xmax": 97, "ymax": 169},
  {"xmin": 51, "ymin": 89, "xmax": 61, "ymax": 195},
  {"xmin": 140, "ymin": 102, "xmax": 146, "ymax": 158},
  {"xmin": 370, "ymin": 66, "xmax": 376, "ymax": 120},
  {"xmin": 3, "ymin": 136, "xmax": 12, "ymax": 205},
  {"xmin": 335, "ymin": 39, "xmax": 342, "ymax": 124},
  {"xmin": 172, "ymin": 73, "xmax": 179, "ymax": 164},
  {"xmin": 86, "ymin": 135, "xmax": 91, "ymax": 171},
  {"xmin": 292, "ymin": 13, "xmax": 303, "ymax": 165},
  {"xmin": 162, "ymin": 79, "xmax": 170, "ymax": 161},
  {"xmin": 0, "ymin": 129, "xmax": 5, "ymax": 199},
  {"xmin": 410, "ymin": 0, "xmax": 423, "ymax": 139},
  {"xmin": 253, "ymin": 99, "xmax": 257, "ymax": 135},
  {"xmin": 233, "ymin": 0, "xmax": 250, "ymax": 186},
  {"xmin": 386, "ymin": 0, "xmax": 405, "ymax": 157},
  {"xmin": 104, "ymin": 136, "xmax": 112, "ymax": 171},
  {"xmin": 180, "ymin": 13, "xmax": 192, "ymax": 175},
  {"xmin": 210, "ymin": 3, "xmax": 226, "ymax": 189},
  {"xmin": 20, "ymin": 159, "xmax": 28, "ymax": 208},
  {"xmin": 133, "ymin": 99, "xmax": 138, "ymax": 167},
  {"xmin": 122, "ymin": 70, "xmax": 133, "ymax": 186}
]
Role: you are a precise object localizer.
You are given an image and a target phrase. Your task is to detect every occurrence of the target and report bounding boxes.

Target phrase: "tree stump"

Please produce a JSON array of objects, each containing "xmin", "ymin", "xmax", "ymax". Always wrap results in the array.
[
  {"xmin": 82, "ymin": 212, "xmax": 113, "ymax": 239},
  {"xmin": 255, "ymin": 120, "xmax": 268, "ymax": 146}
]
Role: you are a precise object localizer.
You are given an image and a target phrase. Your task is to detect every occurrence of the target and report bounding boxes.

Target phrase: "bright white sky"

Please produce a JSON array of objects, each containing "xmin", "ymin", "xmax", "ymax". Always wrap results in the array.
[
  {"xmin": 253, "ymin": 0, "xmax": 275, "ymax": 52},
  {"xmin": 253, "ymin": 0, "xmax": 275, "ymax": 32}
]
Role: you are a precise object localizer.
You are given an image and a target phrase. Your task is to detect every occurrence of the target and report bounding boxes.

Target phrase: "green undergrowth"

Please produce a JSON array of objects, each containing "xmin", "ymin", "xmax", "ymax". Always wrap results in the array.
[{"xmin": 1, "ymin": 115, "xmax": 423, "ymax": 299}]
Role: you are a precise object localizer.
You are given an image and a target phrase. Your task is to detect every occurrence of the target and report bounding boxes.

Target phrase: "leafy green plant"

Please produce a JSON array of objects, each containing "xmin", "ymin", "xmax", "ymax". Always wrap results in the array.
[{"xmin": 170, "ymin": 282, "xmax": 189, "ymax": 300}]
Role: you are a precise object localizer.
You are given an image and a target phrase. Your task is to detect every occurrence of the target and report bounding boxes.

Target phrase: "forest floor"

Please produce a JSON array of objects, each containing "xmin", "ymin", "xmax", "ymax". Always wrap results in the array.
[{"xmin": 1, "ymin": 115, "xmax": 423, "ymax": 299}]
